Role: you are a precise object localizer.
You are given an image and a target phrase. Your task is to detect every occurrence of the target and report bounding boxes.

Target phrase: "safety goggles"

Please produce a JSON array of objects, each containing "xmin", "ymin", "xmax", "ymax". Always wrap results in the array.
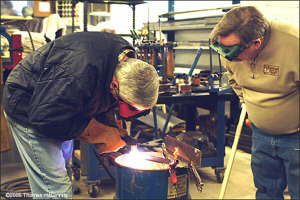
[{"xmin": 210, "ymin": 41, "xmax": 248, "ymax": 61}]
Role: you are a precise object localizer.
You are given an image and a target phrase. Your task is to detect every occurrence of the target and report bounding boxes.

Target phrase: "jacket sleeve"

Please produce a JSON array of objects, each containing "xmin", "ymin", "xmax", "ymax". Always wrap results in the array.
[
  {"xmin": 28, "ymin": 63, "xmax": 96, "ymax": 140},
  {"xmin": 221, "ymin": 57, "xmax": 244, "ymax": 103}
]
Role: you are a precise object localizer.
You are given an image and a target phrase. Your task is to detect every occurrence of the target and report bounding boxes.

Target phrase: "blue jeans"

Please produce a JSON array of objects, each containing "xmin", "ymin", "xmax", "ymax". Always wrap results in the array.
[
  {"xmin": 6, "ymin": 116, "xmax": 73, "ymax": 199},
  {"xmin": 251, "ymin": 124, "xmax": 300, "ymax": 199}
]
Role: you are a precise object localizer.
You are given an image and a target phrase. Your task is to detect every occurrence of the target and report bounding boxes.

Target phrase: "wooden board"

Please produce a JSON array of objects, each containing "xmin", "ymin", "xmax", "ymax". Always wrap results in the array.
[{"xmin": 0, "ymin": 57, "xmax": 11, "ymax": 152}]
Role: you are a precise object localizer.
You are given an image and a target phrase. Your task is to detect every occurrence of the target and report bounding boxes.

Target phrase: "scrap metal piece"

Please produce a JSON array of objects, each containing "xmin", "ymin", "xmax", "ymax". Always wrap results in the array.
[
  {"xmin": 164, "ymin": 135, "xmax": 201, "ymax": 165},
  {"xmin": 144, "ymin": 155, "xmax": 171, "ymax": 164},
  {"xmin": 164, "ymin": 135, "xmax": 204, "ymax": 191},
  {"xmin": 161, "ymin": 143, "xmax": 168, "ymax": 159}
]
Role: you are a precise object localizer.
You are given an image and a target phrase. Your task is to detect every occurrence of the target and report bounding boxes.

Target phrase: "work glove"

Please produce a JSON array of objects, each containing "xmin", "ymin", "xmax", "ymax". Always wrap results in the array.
[{"xmin": 77, "ymin": 119, "xmax": 126, "ymax": 154}]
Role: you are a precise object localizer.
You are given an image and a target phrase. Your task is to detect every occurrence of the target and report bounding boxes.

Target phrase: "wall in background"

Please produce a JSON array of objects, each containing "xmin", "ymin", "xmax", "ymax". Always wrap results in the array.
[
  {"xmin": 241, "ymin": 1, "xmax": 299, "ymax": 26},
  {"xmin": 106, "ymin": 1, "xmax": 299, "ymax": 37},
  {"xmin": 107, "ymin": 1, "xmax": 233, "ymax": 33},
  {"xmin": 173, "ymin": 1, "xmax": 233, "ymax": 20},
  {"xmin": 108, "ymin": 1, "xmax": 168, "ymax": 34}
]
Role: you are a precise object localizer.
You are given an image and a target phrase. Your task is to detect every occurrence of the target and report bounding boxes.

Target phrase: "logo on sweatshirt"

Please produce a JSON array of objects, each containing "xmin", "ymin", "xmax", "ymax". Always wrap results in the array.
[{"xmin": 263, "ymin": 64, "xmax": 280, "ymax": 76}]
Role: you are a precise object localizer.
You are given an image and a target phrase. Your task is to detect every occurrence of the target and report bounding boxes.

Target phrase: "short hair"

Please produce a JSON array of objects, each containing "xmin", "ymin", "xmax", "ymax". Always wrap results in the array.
[
  {"xmin": 210, "ymin": 6, "xmax": 270, "ymax": 45},
  {"xmin": 114, "ymin": 58, "xmax": 159, "ymax": 108}
]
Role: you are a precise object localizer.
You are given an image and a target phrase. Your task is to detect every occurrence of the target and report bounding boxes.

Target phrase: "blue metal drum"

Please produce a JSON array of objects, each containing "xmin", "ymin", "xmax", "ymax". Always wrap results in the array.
[{"xmin": 115, "ymin": 152, "xmax": 190, "ymax": 200}]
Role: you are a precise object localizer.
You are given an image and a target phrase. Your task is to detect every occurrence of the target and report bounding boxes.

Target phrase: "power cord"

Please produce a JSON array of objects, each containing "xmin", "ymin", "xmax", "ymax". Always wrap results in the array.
[
  {"xmin": 22, "ymin": 23, "xmax": 35, "ymax": 51},
  {"xmin": 0, "ymin": 177, "xmax": 31, "ymax": 199}
]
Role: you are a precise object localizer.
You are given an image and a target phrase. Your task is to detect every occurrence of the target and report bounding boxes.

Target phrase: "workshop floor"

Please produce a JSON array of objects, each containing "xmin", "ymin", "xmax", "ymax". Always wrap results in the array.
[{"xmin": 1, "ymin": 147, "xmax": 291, "ymax": 199}]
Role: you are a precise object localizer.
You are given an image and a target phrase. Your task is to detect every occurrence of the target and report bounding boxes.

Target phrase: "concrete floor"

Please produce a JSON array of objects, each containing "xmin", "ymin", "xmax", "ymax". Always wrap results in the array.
[{"xmin": 1, "ymin": 147, "xmax": 291, "ymax": 199}]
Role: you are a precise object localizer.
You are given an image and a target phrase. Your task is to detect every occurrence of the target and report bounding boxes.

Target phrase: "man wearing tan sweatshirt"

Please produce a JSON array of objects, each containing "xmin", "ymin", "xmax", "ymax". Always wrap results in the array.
[{"xmin": 210, "ymin": 6, "xmax": 299, "ymax": 199}]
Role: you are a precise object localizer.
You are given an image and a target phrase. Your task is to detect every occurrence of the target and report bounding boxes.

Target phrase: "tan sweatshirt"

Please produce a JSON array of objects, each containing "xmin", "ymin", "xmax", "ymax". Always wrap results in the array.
[{"xmin": 222, "ymin": 20, "xmax": 299, "ymax": 135}]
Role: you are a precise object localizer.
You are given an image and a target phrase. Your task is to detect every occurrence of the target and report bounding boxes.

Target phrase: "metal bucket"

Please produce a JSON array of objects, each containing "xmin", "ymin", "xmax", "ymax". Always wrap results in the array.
[{"xmin": 115, "ymin": 152, "xmax": 190, "ymax": 200}]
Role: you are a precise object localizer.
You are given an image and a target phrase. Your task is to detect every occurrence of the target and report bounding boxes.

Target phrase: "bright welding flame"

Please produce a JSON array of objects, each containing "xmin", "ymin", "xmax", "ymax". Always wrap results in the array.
[
  {"xmin": 115, "ymin": 146, "xmax": 170, "ymax": 170},
  {"xmin": 122, "ymin": 145, "xmax": 153, "ymax": 169},
  {"xmin": 129, "ymin": 145, "xmax": 148, "ymax": 160}
]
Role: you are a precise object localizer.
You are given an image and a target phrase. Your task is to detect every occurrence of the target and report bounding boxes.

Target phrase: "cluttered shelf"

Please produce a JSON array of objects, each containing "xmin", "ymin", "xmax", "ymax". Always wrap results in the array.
[
  {"xmin": 0, "ymin": 16, "xmax": 33, "ymax": 23},
  {"xmin": 77, "ymin": 0, "xmax": 145, "ymax": 5}
]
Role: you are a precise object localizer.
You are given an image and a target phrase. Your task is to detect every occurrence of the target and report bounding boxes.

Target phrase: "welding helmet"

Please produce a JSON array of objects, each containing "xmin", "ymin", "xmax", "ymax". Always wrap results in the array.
[
  {"xmin": 118, "ymin": 99, "xmax": 151, "ymax": 120},
  {"xmin": 210, "ymin": 41, "xmax": 248, "ymax": 61}
]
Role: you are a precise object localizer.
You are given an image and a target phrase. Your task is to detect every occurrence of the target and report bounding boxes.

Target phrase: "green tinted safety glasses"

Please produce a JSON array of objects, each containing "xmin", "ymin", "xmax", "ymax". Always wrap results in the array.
[{"xmin": 210, "ymin": 41, "xmax": 247, "ymax": 61}]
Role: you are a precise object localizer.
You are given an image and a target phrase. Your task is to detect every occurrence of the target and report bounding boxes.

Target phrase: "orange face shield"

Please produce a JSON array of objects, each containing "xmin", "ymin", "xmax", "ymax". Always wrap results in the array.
[{"xmin": 118, "ymin": 99, "xmax": 150, "ymax": 120}]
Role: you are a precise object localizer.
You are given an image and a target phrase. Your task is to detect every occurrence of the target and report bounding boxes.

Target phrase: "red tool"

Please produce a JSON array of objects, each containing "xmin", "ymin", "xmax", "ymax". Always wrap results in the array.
[
  {"xmin": 245, "ymin": 118, "xmax": 252, "ymax": 128},
  {"xmin": 3, "ymin": 34, "xmax": 22, "ymax": 70}
]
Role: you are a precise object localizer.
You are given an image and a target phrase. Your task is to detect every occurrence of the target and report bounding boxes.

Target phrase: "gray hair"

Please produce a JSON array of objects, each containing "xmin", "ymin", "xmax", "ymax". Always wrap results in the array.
[
  {"xmin": 210, "ymin": 6, "xmax": 270, "ymax": 45},
  {"xmin": 114, "ymin": 58, "xmax": 159, "ymax": 108}
]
